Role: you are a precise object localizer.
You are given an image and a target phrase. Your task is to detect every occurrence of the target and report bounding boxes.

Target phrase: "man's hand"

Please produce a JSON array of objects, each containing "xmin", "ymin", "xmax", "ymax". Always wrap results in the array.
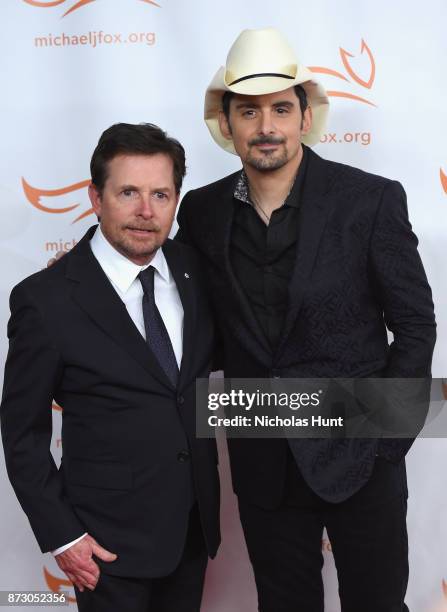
[
  {"xmin": 55, "ymin": 534, "xmax": 117, "ymax": 592},
  {"xmin": 46, "ymin": 250, "xmax": 68, "ymax": 268}
]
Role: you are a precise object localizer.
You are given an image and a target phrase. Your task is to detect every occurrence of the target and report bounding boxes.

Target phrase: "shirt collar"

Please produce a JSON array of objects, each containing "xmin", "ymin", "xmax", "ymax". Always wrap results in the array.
[
  {"xmin": 90, "ymin": 226, "xmax": 170, "ymax": 293},
  {"xmin": 233, "ymin": 144, "xmax": 309, "ymax": 210},
  {"xmin": 234, "ymin": 171, "xmax": 251, "ymax": 205}
]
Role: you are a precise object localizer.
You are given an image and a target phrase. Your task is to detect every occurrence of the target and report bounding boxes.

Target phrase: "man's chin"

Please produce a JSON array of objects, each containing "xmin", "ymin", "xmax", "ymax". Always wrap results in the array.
[
  {"xmin": 116, "ymin": 239, "xmax": 160, "ymax": 264},
  {"xmin": 246, "ymin": 156, "xmax": 288, "ymax": 171}
]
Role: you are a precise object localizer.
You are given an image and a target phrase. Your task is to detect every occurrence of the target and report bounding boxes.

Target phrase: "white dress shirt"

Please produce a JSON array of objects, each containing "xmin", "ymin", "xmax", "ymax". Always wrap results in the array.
[{"xmin": 52, "ymin": 226, "xmax": 184, "ymax": 555}]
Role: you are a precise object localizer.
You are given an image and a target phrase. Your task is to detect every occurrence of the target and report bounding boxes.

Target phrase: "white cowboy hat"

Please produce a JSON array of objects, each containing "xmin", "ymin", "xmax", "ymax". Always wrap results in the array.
[{"xmin": 204, "ymin": 27, "xmax": 329, "ymax": 154}]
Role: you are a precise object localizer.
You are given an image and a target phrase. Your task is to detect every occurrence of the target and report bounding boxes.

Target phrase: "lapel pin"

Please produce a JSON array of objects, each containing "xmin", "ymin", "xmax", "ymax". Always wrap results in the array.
[{"xmin": 184, "ymin": 273, "xmax": 190, "ymax": 279}]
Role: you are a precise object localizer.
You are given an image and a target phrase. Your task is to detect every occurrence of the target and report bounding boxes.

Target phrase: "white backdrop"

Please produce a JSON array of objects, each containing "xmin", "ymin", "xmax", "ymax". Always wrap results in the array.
[{"xmin": 0, "ymin": 1, "xmax": 446, "ymax": 610}]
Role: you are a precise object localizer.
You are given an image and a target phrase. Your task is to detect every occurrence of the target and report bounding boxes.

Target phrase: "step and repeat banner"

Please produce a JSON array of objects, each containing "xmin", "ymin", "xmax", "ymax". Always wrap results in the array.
[{"xmin": 0, "ymin": 0, "xmax": 446, "ymax": 610}]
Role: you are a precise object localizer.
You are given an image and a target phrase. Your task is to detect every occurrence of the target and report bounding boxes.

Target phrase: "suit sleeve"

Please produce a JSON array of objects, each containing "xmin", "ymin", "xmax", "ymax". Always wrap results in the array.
[
  {"xmin": 0, "ymin": 283, "xmax": 85, "ymax": 552},
  {"xmin": 369, "ymin": 181, "xmax": 435, "ymax": 461},
  {"xmin": 369, "ymin": 180, "xmax": 436, "ymax": 377}
]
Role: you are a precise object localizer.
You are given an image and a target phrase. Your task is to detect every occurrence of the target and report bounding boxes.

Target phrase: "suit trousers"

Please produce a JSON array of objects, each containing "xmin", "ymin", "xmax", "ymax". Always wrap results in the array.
[
  {"xmin": 74, "ymin": 504, "xmax": 208, "ymax": 612},
  {"xmin": 238, "ymin": 446, "xmax": 409, "ymax": 612}
]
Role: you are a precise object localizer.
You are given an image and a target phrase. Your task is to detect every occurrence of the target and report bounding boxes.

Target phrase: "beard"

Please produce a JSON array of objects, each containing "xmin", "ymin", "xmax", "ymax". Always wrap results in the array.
[
  {"xmin": 102, "ymin": 221, "xmax": 163, "ymax": 264},
  {"xmin": 245, "ymin": 136, "xmax": 289, "ymax": 171}
]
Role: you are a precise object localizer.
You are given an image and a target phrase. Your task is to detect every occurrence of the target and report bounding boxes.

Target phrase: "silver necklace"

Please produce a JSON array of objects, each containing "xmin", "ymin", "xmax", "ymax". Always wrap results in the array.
[
  {"xmin": 251, "ymin": 197, "xmax": 271, "ymax": 224},
  {"xmin": 248, "ymin": 167, "xmax": 298, "ymax": 225}
]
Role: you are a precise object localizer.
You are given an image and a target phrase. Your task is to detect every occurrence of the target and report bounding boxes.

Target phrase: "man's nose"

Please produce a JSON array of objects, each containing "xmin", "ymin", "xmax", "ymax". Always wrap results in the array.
[
  {"xmin": 259, "ymin": 111, "xmax": 275, "ymax": 135},
  {"xmin": 137, "ymin": 194, "xmax": 154, "ymax": 218}
]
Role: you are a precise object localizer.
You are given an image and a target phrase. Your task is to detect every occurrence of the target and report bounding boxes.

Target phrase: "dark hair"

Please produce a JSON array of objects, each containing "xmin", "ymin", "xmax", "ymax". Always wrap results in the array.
[
  {"xmin": 222, "ymin": 84, "xmax": 308, "ymax": 121},
  {"xmin": 90, "ymin": 122, "xmax": 186, "ymax": 194}
]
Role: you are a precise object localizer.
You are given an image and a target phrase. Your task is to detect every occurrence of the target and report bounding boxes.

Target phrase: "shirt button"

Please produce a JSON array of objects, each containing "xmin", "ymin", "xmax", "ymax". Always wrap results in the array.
[
  {"xmin": 177, "ymin": 450, "xmax": 190, "ymax": 463},
  {"xmin": 271, "ymin": 369, "xmax": 281, "ymax": 379},
  {"xmin": 177, "ymin": 395, "xmax": 185, "ymax": 406}
]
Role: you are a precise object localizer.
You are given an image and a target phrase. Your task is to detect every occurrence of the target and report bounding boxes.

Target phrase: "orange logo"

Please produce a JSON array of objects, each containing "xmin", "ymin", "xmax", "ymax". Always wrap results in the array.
[
  {"xmin": 22, "ymin": 177, "xmax": 93, "ymax": 224},
  {"xmin": 441, "ymin": 168, "xmax": 447, "ymax": 194},
  {"xmin": 43, "ymin": 567, "xmax": 76, "ymax": 603},
  {"xmin": 23, "ymin": 0, "xmax": 160, "ymax": 17},
  {"xmin": 309, "ymin": 39, "xmax": 377, "ymax": 107}
]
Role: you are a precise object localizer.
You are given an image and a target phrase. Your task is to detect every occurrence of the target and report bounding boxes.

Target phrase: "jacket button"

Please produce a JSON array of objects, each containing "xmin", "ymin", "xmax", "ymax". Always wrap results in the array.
[
  {"xmin": 271, "ymin": 369, "xmax": 281, "ymax": 379},
  {"xmin": 177, "ymin": 395, "xmax": 185, "ymax": 405},
  {"xmin": 177, "ymin": 450, "xmax": 190, "ymax": 463}
]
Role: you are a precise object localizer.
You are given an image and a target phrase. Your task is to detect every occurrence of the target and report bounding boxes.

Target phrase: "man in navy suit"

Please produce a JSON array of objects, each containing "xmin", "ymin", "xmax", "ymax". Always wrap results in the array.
[
  {"xmin": 177, "ymin": 28, "xmax": 436, "ymax": 612},
  {"xmin": 1, "ymin": 123, "xmax": 220, "ymax": 611}
]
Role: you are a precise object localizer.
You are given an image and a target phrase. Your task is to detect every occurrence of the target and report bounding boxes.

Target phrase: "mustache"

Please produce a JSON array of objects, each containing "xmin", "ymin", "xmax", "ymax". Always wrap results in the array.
[
  {"xmin": 125, "ymin": 223, "xmax": 161, "ymax": 232},
  {"xmin": 248, "ymin": 136, "xmax": 285, "ymax": 146}
]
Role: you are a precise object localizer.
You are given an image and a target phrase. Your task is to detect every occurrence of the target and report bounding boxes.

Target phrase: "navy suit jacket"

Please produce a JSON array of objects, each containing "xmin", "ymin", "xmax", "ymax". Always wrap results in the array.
[{"xmin": 1, "ymin": 227, "xmax": 220, "ymax": 576}]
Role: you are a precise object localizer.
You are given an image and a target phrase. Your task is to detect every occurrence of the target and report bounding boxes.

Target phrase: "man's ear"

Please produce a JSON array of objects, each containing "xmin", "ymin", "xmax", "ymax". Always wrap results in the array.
[
  {"xmin": 218, "ymin": 110, "xmax": 233, "ymax": 141},
  {"xmin": 301, "ymin": 105, "xmax": 312, "ymax": 135},
  {"xmin": 88, "ymin": 183, "xmax": 102, "ymax": 218}
]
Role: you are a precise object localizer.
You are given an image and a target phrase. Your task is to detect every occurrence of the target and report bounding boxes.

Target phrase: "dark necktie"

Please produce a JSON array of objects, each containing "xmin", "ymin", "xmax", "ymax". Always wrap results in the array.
[{"xmin": 138, "ymin": 266, "xmax": 179, "ymax": 387}]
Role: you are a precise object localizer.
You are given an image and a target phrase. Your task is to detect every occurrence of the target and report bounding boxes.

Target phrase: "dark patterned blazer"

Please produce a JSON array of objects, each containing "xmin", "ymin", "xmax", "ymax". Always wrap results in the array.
[{"xmin": 176, "ymin": 148, "xmax": 436, "ymax": 504}]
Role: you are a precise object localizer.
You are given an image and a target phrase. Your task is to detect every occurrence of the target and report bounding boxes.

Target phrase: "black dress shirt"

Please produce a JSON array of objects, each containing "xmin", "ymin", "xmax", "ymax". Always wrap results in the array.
[{"xmin": 230, "ymin": 145, "xmax": 309, "ymax": 349}]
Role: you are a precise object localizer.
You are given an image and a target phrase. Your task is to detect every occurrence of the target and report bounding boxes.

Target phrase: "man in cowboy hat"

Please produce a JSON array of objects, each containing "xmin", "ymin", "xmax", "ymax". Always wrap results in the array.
[{"xmin": 177, "ymin": 28, "xmax": 436, "ymax": 612}]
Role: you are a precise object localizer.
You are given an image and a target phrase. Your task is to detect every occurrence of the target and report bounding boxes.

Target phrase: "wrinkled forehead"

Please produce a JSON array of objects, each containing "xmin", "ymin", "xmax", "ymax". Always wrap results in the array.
[{"xmin": 104, "ymin": 153, "xmax": 175, "ymax": 186}]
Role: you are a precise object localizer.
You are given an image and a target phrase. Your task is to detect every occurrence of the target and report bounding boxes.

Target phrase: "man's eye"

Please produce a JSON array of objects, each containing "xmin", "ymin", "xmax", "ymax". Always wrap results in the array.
[
  {"xmin": 242, "ymin": 109, "xmax": 256, "ymax": 118},
  {"xmin": 276, "ymin": 107, "xmax": 289, "ymax": 114},
  {"xmin": 154, "ymin": 192, "xmax": 167, "ymax": 200},
  {"xmin": 122, "ymin": 189, "xmax": 137, "ymax": 198}
]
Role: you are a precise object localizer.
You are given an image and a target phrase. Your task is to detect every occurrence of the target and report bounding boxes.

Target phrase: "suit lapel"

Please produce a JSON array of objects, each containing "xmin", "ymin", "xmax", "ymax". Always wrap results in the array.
[
  {"xmin": 275, "ymin": 150, "xmax": 336, "ymax": 358},
  {"xmin": 66, "ymin": 228, "xmax": 174, "ymax": 390},
  {"xmin": 162, "ymin": 240, "xmax": 196, "ymax": 387},
  {"xmin": 210, "ymin": 180, "xmax": 272, "ymax": 360}
]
